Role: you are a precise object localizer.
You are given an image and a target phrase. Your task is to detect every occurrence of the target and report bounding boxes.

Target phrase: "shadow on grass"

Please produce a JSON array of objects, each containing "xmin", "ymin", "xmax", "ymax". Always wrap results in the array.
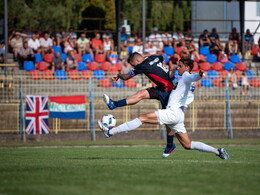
[{"xmin": 67, "ymin": 157, "xmax": 160, "ymax": 160}]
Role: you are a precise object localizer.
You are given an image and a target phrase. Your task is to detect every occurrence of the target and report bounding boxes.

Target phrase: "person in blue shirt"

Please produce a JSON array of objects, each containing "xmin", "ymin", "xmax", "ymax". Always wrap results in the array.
[
  {"xmin": 120, "ymin": 27, "xmax": 129, "ymax": 51},
  {"xmin": 245, "ymin": 29, "xmax": 254, "ymax": 52}
]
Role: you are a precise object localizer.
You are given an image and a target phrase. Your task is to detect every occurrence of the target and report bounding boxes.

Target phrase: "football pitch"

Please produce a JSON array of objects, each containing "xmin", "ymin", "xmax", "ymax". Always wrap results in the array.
[{"xmin": 0, "ymin": 140, "xmax": 260, "ymax": 195}]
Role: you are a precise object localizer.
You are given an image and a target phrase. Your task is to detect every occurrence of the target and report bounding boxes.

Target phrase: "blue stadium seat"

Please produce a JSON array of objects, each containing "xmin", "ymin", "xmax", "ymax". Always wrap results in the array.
[
  {"xmin": 82, "ymin": 54, "xmax": 94, "ymax": 63},
  {"xmin": 201, "ymin": 78, "xmax": 214, "ymax": 87},
  {"xmin": 24, "ymin": 61, "xmax": 35, "ymax": 71},
  {"xmin": 224, "ymin": 62, "xmax": 234, "ymax": 71},
  {"xmin": 60, "ymin": 53, "xmax": 67, "ymax": 63},
  {"xmin": 53, "ymin": 46, "xmax": 62, "ymax": 54},
  {"xmin": 55, "ymin": 70, "xmax": 68, "ymax": 80},
  {"xmin": 34, "ymin": 53, "xmax": 42, "ymax": 63},
  {"xmin": 199, "ymin": 47, "xmax": 210, "ymax": 56},
  {"xmin": 230, "ymin": 54, "xmax": 241, "ymax": 64},
  {"xmin": 112, "ymin": 79, "xmax": 125, "ymax": 88},
  {"xmin": 164, "ymin": 47, "xmax": 174, "ymax": 56},
  {"xmin": 245, "ymin": 70, "xmax": 253, "ymax": 80},
  {"xmin": 108, "ymin": 54, "xmax": 119, "ymax": 64},
  {"xmin": 206, "ymin": 54, "xmax": 217, "ymax": 63},
  {"xmin": 77, "ymin": 62, "xmax": 87, "ymax": 71},
  {"xmin": 93, "ymin": 70, "xmax": 105, "ymax": 80},
  {"xmin": 207, "ymin": 70, "xmax": 218, "ymax": 80},
  {"xmin": 128, "ymin": 47, "xmax": 133, "ymax": 55},
  {"xmin": 163, "ymin": 54, "xmax": 169, "ymax": 63}
]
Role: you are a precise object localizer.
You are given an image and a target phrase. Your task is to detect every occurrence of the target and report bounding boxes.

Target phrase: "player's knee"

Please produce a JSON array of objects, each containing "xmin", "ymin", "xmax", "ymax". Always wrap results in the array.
[
  {"xmin": 183, "ymin": 143, "xmax": 191, "ymax": 150},
  {"xmin": 137, "ymin": 90, "xmax": 148, "ymax": 99}
]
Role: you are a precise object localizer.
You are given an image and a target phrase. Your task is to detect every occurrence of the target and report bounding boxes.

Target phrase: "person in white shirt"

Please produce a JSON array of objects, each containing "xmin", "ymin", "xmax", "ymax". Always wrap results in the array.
[
  {"xmin": 162, "ymin": 30, "xmax": 173, "ymax": 47},
  {"xmin": 98, "ymin": 57, "xmax": 230, "ymax": 160},
  {"xmin": 40, "ymin": 32, "xmax": 53, "ymax": 57},
  {"xmin": 28, "ymin": 33, "xmax": 41, "ymax": 53},
  {"xmin": 132, "ymin": 38, "xmax": 143, "ymax": 54},
  {"xmin": 173, "ymin": 28, "xmax": 185, "ymax": 51},
  {"xmin": 149, "ymin": 27, "xmax": 163, "ymax": 52},
  {"xmin": 144, "ymin": 42, "xmax": 157, "ymax": 55}
]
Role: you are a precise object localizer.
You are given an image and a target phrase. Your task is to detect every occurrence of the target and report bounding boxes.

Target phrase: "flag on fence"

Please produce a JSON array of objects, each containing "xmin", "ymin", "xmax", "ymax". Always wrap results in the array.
[
  {"xmin": 49, "ymin": 95, "xmax": 86, "ymax": 119},
  {"xmin": 25, "ymin": 96, "xmax": 49, "ymax": 135}
]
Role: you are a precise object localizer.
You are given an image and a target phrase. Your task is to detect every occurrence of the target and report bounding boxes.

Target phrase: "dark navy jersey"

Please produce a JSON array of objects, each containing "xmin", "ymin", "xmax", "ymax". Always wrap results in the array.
[{"xmin": 129, "ymin": 55, "xmax": 173, "ymax": 92}]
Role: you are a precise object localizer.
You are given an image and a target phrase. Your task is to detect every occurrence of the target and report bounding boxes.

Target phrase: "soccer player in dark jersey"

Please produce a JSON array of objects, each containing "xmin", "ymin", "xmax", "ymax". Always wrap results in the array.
[{"xmin": 103, "ymin": 52, "xmax": 176, "ymax": 157}]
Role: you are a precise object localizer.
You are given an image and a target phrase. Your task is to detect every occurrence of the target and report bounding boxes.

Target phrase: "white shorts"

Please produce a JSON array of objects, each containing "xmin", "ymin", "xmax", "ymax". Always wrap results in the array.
[{"xmin": 155, "ymin": 107, "xmax": 186, "ymax": 134}]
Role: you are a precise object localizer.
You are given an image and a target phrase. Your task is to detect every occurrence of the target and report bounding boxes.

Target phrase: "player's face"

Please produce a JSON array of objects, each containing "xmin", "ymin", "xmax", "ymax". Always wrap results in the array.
[
  {"xmin": 131, "ymin": 56, "xmax": 144, "ymax": 66},
  {"xmin": 177, "ymin": 61, "xmax": 190, "ymax": 76}
]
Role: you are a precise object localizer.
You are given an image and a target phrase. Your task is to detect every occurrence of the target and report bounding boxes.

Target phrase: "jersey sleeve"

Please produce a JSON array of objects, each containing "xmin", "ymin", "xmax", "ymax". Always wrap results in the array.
[
  {"xmin": 129, "ymin": 63, "xmax": 148, "ymax": 77},
  {"xmin": 183, "ymin": 72, "xmax": 201, "ymax": 84}
]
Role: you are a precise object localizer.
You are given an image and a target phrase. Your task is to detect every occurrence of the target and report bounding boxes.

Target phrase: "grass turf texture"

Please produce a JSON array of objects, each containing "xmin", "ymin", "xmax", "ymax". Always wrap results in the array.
[{"xmin": 0, "ymin": 142, "xmax": 260, "ymax": 195}]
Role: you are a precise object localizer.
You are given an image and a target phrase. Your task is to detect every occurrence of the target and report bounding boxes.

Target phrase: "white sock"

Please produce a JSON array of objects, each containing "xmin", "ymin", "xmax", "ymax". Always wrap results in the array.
[
  {"xmin": 109, "ymin": 118, "xmax": 142, "ymax": 135},
  {"xmin": 190, "ymin": 141, "xmax": 219, "ymax": 155}
]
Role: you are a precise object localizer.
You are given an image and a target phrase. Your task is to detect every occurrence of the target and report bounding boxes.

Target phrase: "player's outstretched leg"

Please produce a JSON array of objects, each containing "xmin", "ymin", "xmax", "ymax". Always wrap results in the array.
[
  {"xmin": 217, "ymin": 148, "xmax": 230, "ymax": 160},
  {"xmin": 103, "ymin": 94, "xmax": 119, "ymax": 110}
]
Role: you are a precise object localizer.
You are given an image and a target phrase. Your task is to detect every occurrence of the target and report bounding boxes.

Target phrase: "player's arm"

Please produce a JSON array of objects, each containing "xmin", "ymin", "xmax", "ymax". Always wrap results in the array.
[
  {"xmin": 169, "ymin": 66, "xmax": 177, "ymax": 79},
  {"xmin": 184, "ymin": 70, "xmax": 204, "ymax": 83},
  {"xmin": 112, "ymin": 73, "xmax": 131, "ymax": 82}
]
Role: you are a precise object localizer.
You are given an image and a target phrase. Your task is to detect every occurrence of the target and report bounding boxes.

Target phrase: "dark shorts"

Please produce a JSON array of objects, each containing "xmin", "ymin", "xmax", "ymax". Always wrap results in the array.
[{"xmin": 146, "ymin": 87, "xmax": 171, "ymax": 109}]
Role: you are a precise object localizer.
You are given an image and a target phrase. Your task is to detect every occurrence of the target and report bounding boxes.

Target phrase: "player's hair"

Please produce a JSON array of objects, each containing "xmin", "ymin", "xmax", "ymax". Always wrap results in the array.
[
  {"xmin": 179, "ymin": 56, "xmax": 194, "ymax": 72},
  {"xmin": 127, "ymin": 52, "xmax": 142, "ymax": 64}
]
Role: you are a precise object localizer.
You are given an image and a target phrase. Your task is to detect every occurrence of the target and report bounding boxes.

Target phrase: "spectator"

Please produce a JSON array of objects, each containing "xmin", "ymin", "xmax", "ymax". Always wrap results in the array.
[
  {"xmin": 184, "ymin": 29, "xmax": 194, "ymax": 44},
  {"xmin": 173, "ymin": 28, "xmax": 185, "ymax": 51},
  {"xmin": 102, "ymin": 29, "xmax": 113, "ymax": 40},
  {"xmin": 228, "ymin": 27, "xmax": 241, "ymax": 54},
  {"xmin": 40, "ymin": 32, "xmax": 53, "ymax": 57},
  {"xmin": 66, "ymin": 27, "xmax": 77, "ymax": 40},
  {"xmin": 132, "ymin": 38, "xmax": 143, "ymax": 54},
  {"xmin": 244, "ymin": 29, "xmax": 254, "ymax": 52},
  {"xmin": 121, "ymin": 59, "xmax": 132, "ymax": 74},
  {"xmin": 22, "ymin": 25, "xmax": 33, "ymax": 41},
  {"xmin": 37, "ymin": 27, "xmax": 44, "ymax": 39},
  {"xmin": 145, "ymin": 42, "xmax": 157, "ymax": 55},
  {"xmin": 10, "ymin": 32, "xmax": 25, "ymax": 61},
  {"xmin": 18, "ymin": 41, "xmax": 35, "ymax": 69},
  {"xmin": 28, "ymin": 33, "xmax": 41, "ymax": 53},
  {"xmin": 199, "ymin": 29, "xmax": 211, "ymax": 48},
  {"xmin": 51, "ymin": 51, "xmax": 65, "ymax": 74},
  {"xmin": 228, "ymin": 67, "xmax": 238, "ymax": 89},
  {"xmin": 134, "ymin": 28, "xmax": 142, "ymax": 42},
  {"xmin": 48, "ymin": 27, "xmax": 55, "ymax": 39},
  {"xmin": 91, "ymin": 33, "xmax": 103, "ymax": 54},
  {"xmin": 169, "ymin": 53, "xmax": 179, "ymax": 70},
  {"xmin": 83, "ymin": 28, "xmax": 91, "ymax": 40},
  {"xmin": 56, "ymin": 27, "xmax": 65, "ymax": 46},
  {"xmin": 120, "ymin": 27, "xmax": 129, "ymax": 51},
  {"xmin": 162, "ymin": 29, "xmax": 173, "ymax": 47},
  {"xmin": 149, "ymin": 27, "xmax": 163, "ymax": 52},
  {"xmin": 103, "ymin": 35, "xmax": 114, "ymax": 60},
  {"xmin": 184, "ymin": 29, "xmax": 200, "ymax": 61},
  {"xmin": 63, "ymin": 40, "xmax": 74, "ymax": 54},
  {"xmin": 209, "ymin": 28, "xmax": 225, "ymax": 56},
  {"xmin": 66, "ymin": 50, "xmax": 78, "ymax": 72},
  {"xmin": 0, "ymin": 41, "xmax": 5, "ymax": 63},
  {"xmin": 77, "ymin": 33, "xmax": 93, "ymax": 59},
  {"xmin": 241, "ymin": 72, "xmax": 250, "ymax": 95}
]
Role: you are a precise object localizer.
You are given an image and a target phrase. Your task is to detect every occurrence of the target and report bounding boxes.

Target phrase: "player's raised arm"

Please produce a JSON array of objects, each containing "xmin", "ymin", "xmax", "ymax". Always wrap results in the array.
[{"xmin": 112, "ymin": 73, "xmax": 131, "ymax": 82}]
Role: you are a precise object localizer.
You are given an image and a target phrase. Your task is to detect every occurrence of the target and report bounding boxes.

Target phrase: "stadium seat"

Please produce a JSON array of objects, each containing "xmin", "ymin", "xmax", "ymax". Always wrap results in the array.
[
  {"xmin": 212, "ymin": 62, "xmax": 223, "ymax": 71},
  {"xmin": 100, "ymin": 61, "xmax": 111, "ymax": 71},
  {"xmin": 192, "ymin": 62, "xmax": 199, "ymax": 72},
  {"xmin": 251, "ymin": 46, "xmax": 258, "ymax": 56},
  {"xmin": 128, "ymin": 46, "xmax": 133, "ymax": 55},
  {"xmin": 53, "ymin": 46, "xmax": 62, "ymax": 54},
  {"xmin": 224, "ymin": 62, "xmax": 234, "ymax": 71},
  {"xmin": 87, "ymin": 62, "xmax": 99, "ymax": 71},
  {"xmin": 108, "ymin": 54, "xmax": 119, "ymax": 64},
  {"xmin": 82, "ymin": 54, "xmax": 94, "ymax": 63},
  {"xmin": 207, "ymin": 70, "xmax": 218, "ymax": 80},
  {"xmin": 124, "ymin": 79, "xmax": 136, "ymax": 88},
  {"xmin": 29, "ymin": 70, "xmax": 41, "ymax": 80},
  {"xmin": 201, "ymin": 78, "xmax": 214, "ymax": 87},
  {"xmin": 95, "ymin": 54, "xmax": 105, "ymax": 63},
  {"xmin": 245, "ymin": 70, "xmax": 253, "ymax": 80},
  {"xmin": 37, "ymin": 62, "xmax": 48, "ymax": 71},
  {"xmin": 44, "ymin": 53, "xmax": 54, "ymax": 64},
  {"xmin": 164, "ymin": 47, "xmax": 174, "ymax": 56},
  {"xmin": 108, "ymin": 66, "xmax": 118, "ymax": 75},
  {"xmin": 100, "ymin": 78, "xmax": 112, "ymax": 88},
  {"xmin": 236, "ymin": 62, "xmax": 246, "ymax": 71},
  {"xmin": 77, "ymin": 62, "xmax": 87, "ymax": 71},
  {"xmin": 251, "ymin": 78, "xmax": 260, "ymax": 87},
  {"xmin": 34, "ymin": 53, "xmax": 43, "ymax": 63},
  {"xmin": 219, "ymin": 70, "xmax": 228, "ymax": 79},
  {"xmin": 163, "ymin": 54, "xmax": 169, "ymax": 64},
  {"xmin": 74, "ymin": 53, "xmax": 81, "ymax": 62},
  {"xmin": 68, "ymin": 69, "xmax": 80, "ymax": 80},
  {"xmin": 81, "ymin": 70, "xmax": 91, "ymax": 80},
  {"xmin": 55, "ymin": 70, "xmax": 68, "ymax": 80},
  {"xmin": 235, "ymin": 70, "xmax": 241, "ymax": 79},
  {"xmin": 24, "ymin": 61, "xmax": 35, "ymax": 71},
  {"xmin": 112, "ymin": 79, "xmax": 125, "ymax": 88},
  {"xmin": 230, "ymin": 54, "xmax": 241, "ymax": 64},
  {"xmin": 43, "ymin": 70, "xmax": 55, "ymax": 80},
  {"xmin": 195, "ymin": 54, "xmax": 205, "ymax": 63},
  {"xmin": 200, "ymin": 62, "xmax": 210, "ymax": 71},
  {"xmin": 199, "ymin": 47, "xmax": 210, "ymax": 56},
  {"xmin": 115, "ymin": 62, "xmax": 122, "ymax": 72},
  {"xmin": 93, "ymin": 70, "xmax": 105, "ymax": 80},
  {"xmin": 60, "ymin": 53, "xmax": 67, "ymax": 63},
  {"xmin": 218, "ymin": 54, "xmax": 228, "ymax": 63},
  {"xmin": 213, "ymin": 78, "xmax": 224, "ymax": 87},
  {"xmin": 176, "ymin": 47, "xmax": 184, "ymax": 55},
  {"xmin": 206, "ymin": 54, "xmax": 217, "ymax": 63}
]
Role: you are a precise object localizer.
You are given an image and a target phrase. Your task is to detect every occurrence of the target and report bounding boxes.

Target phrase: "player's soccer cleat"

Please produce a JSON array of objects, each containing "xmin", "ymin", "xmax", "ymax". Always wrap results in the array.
[
  {"xmin": 97, "ymin": 120, "xmax": 112, "ymax": 138},
  {"xmin": 162, "ymin": 144, "xmax": 176, "ymax": 158},
  {"xmin": 103, "ymin": 94, "xmax": 117, "ymax": 110},
  {"xmin": 217, "ymin": 148, "xmax": 230, "ymax": 160}
]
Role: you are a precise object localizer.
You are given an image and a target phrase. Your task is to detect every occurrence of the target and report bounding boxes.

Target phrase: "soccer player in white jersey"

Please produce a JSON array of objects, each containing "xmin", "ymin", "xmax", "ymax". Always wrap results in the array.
[{"xmin": 98, "ymin": 57, "xmax": 230, "ymax": 160}]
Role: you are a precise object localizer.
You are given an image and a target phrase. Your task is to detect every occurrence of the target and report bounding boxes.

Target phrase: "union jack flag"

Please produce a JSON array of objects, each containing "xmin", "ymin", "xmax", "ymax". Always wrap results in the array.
[{"xmin": 26, "ymin": 96, "xmax": 49, "ymax": 134}]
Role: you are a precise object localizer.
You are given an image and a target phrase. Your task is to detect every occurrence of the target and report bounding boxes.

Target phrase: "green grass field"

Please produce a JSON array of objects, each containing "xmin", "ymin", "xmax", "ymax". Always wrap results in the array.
[{"xmin": 0, "ymin": 140, "xmax": 260, "ymax": 195}]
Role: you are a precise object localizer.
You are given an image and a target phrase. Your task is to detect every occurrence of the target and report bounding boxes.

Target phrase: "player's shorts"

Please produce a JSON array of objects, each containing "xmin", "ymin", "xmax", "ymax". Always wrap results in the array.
[
  {"xmin": 155, "ymin": 106, "xmax": 186, "ymax": 134},
  {"xmin": 147, "ymin": 87, "xmax": 170, "ymax": 109}
]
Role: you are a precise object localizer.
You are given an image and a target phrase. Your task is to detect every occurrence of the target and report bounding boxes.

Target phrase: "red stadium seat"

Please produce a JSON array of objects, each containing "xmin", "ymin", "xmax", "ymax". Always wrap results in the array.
[
  {"xmin": 29, "ymin": 70, "xmax": 41, "ymax": 80},
  {"xmin": 95, "ymin": 54, "xmax": 105, "ymax": 63},
  {"xmin": 88, "ymin": 62, "xmax": 99, "ymax": 71},
  {"xmin": 235, "ymin": 70, "xmax": 241, "ymax": 79},
  {"xmin": 251, "ymin": 78, "xmax": 260, "ymax": 87},
  {"xmin": 200, "ymin": 62, "xmax": 210, "ymax": 71},
  {"xmin": 251, "ymin": 46, "xmax": 258, "ymax": 56},
  {"xmin": 213, "ymin": 78, "xmax": 224, "ymax": 87},
  {"xmin": 192, "ymin": 62, "xmax": 199, "ymax": 71},
  {"xmin": 115, "ymin": 62, "xmax": 122, "ymax": 72},
  {"xmin": 108, "ymin": 66, "xmax": 118, "ymax": 75},
  {"xmin": 74, "ymin": 53, "xmax": 81, "ymax": 62},
  {"xmin": 100, "ymin": 78, "xmax": 112, "ymax": 87},
  {"xmin": 81, "ymin": 70, "xmax": 92, "ymax": 80},
  {"xmin": 218, "ymin": 54, "xmax": 228, "ymax": 63},
  {"xmin": 37, "ymin": 62, "xmax": 48, "ymax": 71},
  {"xmin": 43, "ymin": 70, "xmax": 55, "ymax": 80},
  {"xmin": 212, "ymin": 62, "xmax": 223, "ymax": 71},
  {"xmin": 124, "ymin": 79, "xmax": 136, "ymax": 88},
  {"xmin": 100, "ymin": 61, "xmax": 111, "ymax": 71},
  {"xmin": 195, "ymin": 54, "xmax": 205, "ymax": 63},
  {"xmin": 219, "ymin": 70, "xmax": 228, "ymax": 79},
  {"xmin": 236, "ymin": 62, "xmax": 246, "ymax": 71},
  {"xmin": 176, "ymin": 47, "xmax": 184, "ymax": 55},
  {"xmin": 44, "ymin": 53, "xmax": 54, "ymax": 64},
  {"xmin": 68, "ymin": 69, "xmax": 80, "ymax": 80}
]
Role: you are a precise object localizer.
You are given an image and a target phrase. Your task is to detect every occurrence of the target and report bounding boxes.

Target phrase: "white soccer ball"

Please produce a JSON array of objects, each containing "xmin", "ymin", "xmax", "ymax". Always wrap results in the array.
[{"xmin": 101, "ymin": 114, "xmax": 116, "ymax": 128}]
